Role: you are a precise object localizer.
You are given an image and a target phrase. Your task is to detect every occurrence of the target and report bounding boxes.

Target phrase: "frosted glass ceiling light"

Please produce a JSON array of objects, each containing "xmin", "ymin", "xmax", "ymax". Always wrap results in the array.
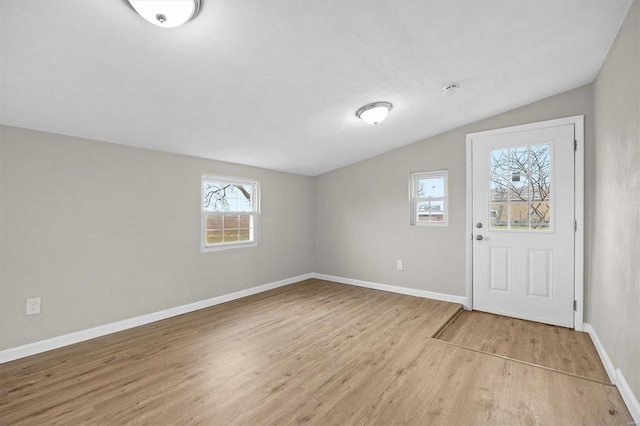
[
  {"xmin": 356, "ymin": 102, "xmax": 393, "ymax": 125},
  {"xmin": 128, "ymin": 0, "xmax": 201, "ymax": 28}
]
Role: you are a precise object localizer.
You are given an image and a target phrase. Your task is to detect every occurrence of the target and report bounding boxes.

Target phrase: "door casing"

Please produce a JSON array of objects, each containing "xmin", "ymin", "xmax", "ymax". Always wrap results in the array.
[{"xmin": 465, "ymin": 116, "xmax": 584, "ymax": 331}]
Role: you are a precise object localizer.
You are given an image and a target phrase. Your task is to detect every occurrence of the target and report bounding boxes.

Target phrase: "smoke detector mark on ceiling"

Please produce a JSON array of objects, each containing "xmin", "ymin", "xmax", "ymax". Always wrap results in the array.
[{"xmin": 442, "ymin": 83, "xmax": 460, "ymax": 96}]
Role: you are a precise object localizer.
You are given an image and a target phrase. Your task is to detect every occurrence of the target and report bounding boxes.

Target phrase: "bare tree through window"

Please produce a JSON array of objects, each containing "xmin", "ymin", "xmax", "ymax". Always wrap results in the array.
[
  {"xmin": 204, "ymin": 183, "xmax": 251, "ymax": 211},
  {"xmin": 202, "ymin": 177, "xmax": 258, "ymax": 250},
  {"xmin": 490, "ymin": 144, "xmax": 551, "ymax": 230}
]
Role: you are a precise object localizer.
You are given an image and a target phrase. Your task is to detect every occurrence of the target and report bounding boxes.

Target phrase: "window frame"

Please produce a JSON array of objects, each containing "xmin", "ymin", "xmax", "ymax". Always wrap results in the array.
[
  {"xmin": 410, "ymin": 170, "xmax": 449, "ymax": 226},
  {"xmin": 201, "ymin": 174, "xmax": 260, "ymax": 252}
]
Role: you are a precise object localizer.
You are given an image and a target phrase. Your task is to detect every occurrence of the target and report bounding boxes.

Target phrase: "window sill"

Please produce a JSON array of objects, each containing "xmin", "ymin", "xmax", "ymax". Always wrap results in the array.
[
  {"xmin": 411, "ymin": 222, "xmax": 449, "ymax": 227},
  {"xmin": 201, "ymin": 241, "xmax": 258, "ymax": 253}
]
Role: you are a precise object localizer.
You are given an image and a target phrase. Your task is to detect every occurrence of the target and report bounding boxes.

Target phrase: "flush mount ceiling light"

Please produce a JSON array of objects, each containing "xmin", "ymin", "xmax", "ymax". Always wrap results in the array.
[
  {"xmin": 355, "ymin": 101, "xmax": 393, "ymax": 125},
  {"xmin": 128, "ymin": 0, "xmax": 201, "ymax": 28}
]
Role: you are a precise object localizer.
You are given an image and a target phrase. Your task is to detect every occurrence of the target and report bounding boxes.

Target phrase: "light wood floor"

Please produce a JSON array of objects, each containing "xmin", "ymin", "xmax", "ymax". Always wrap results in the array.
[
  {"xmin": 435, "ymin": 310, "xmax": 610, "ymax": 383},
  {"xmin": 0, "ymin": 279, "xmax": 632, "ymax": 425}
]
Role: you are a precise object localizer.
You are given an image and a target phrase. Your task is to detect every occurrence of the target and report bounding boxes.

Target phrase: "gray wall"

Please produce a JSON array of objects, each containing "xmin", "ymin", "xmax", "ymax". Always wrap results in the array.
[
  {"xmin": 0, "ymin": 126, "xmax": 314, "ymax": 349},
  {"xmin": 314, "ymin": 85, "xmax": 593, "ymax": 297},
  {"xmin": 590, "ymin": 0, "xmax": 640, "ymax": 397}
]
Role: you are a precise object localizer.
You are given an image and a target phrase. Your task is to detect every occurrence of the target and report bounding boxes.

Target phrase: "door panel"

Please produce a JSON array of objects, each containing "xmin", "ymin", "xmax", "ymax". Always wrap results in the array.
[
  {"xmin": 489, "ymin": 247, "xmax": 511, "ymax": 293},
  {"xmin": 527, "ymin": 249, "xmax": 552, "ymax": 299},
  {"xmin": 472, "ymin": 124, "xmax": 575, "ymax": 327}
]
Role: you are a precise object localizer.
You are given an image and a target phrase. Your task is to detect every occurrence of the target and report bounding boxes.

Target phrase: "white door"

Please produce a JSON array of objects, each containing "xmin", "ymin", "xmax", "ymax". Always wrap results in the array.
[{"xmin": 471, "ymin": 124, "xmax": 575, "ymax": 327}]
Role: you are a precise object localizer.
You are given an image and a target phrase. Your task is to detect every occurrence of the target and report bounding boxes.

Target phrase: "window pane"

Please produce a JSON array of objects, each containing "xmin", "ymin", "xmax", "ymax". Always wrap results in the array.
[
  {"xmin": 238, "ymin": 228, "xmax": 251, "ymax": 242},
  {"xmin": 233, "ymin": 184, "xmax": 253, "ymax": 212},
  {"xmin": 491, "ymin": 149, "xmax": 509, "ymax": 177},
  {"xmin": 509, "ymin": 202, "xmax": 529, "ymax": 230},
  {"xmin": 237, "ymin": 196, "xmax": 252, "ymax": 212},
  {"xmin": 509, "ymin": 147, "xmax": 529, "ymax": 175},
  {"xmin": 530, "ymin": 174, "xmax": 551, "ymax": 201},
  {"xmin": 418, "ymin": 177, "xmax": 445, "ymax": 198},
  {"xmin": 491, "ymin": 176, "xmax": 509, "ymax": 202},
  {"xmin": 206, "ymin": 230, "xmax": 223, "ymax": 245},
  {"xmin": 223, "ymin": 229, "xmax": 239, "ymax": 242},
  {"xmin": 530, "ymin": 144, "xmax": 551, "ymax": 175},
  {"xmin": 490, "ymin": 203, "xmax": 508, "ymax": 230},
  {"xmin": 416, "ymin": 201, "xmax": 429, "ymax": 222},
  {"xmin": 239, "ymin": 215, "xmax": 251, "ymax": 228},
  {"xmin": 223, "ymin": 215, "xmax": 240, "ymax": 229},
  {"xmin": 530, "ymin": 202, "xmax": 551, "ymax": 230},
  {"xmin": 206, "ymin": 215, "xmax": 223, "ymax": 230},
  {"xmin": 203, "ymin": 182, "xmax": 234, "ymax": 212},
  {"xmin": 508, "ymin": 174, "xmax": 530, "ymax": 202},
  {"xmin": 203, "ymin": 182, "xmax": 254, "ymax": 212},
  {"xmin": 417, "ymin": 200, "xmax": 444, "ymax": 222}
]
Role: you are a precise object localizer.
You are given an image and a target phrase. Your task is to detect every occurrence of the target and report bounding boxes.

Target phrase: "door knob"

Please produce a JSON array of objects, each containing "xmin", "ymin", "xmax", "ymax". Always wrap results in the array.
[
  {"xmin": 476, "ymin": 222, "xmax": 483, "ymax": 228},
  {"xmin": 475, "ymin": 235, "xmax": 483, "ymax": 241}
]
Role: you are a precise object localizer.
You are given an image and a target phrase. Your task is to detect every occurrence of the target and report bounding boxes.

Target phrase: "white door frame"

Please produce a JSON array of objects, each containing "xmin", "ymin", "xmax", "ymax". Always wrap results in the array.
[{"xmin": 465, "ymin": 115, "xmax": 585, "ymax": 331}]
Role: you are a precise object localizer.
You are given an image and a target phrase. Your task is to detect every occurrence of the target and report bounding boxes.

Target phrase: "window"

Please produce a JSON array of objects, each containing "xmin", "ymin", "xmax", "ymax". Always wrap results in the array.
[
  {"xmin": 410, "ymin": 170, "xmax": 448, "ymax": 226},
  {"xmin": 489, "ymin": 144, "xmax": 552, "ymax": 231},
  {"xmin": 201, "ymin": 175, "xmax": 259, "ymax": 252}
]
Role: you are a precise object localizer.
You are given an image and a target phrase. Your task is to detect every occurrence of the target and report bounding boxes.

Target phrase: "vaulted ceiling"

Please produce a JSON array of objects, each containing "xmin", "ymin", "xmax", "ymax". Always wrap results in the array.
[{"xmin": 0, "ymin": 1, "xmax": 632, "ymax": 175}]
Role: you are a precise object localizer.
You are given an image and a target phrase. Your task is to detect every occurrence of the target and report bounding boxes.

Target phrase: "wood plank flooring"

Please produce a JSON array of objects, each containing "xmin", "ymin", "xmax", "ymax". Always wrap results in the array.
[
  {"xmin": 435, "ymin": 310, "xmax": 610, "ymax": 383},
  {"xmin": 0, "ymin": 279, "xmax": 632, "ymax": 425}
]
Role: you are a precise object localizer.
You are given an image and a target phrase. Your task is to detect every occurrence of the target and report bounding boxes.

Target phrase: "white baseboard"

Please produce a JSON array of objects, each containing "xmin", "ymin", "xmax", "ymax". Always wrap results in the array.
[
  {"xmin": 616, "ymin": 368, "xmax": 640, "ymax": 424},
  {"xmin": 0, "ymin": 273, "xmax": 313, "ymax": 364},
  {"xmin": 584, "ymin": 323, "xmax": 616, "ymax": 382},
  {"xmin": 584, "ymin": 323, "xmax": 640, "ymax": 423},
  {"xmin": 311, "ymin": 273, "xmax": 467, "ymax": 306}
]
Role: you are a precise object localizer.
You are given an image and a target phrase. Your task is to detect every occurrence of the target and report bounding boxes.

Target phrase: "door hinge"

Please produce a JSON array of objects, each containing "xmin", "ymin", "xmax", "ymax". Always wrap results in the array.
[
  {"xmin": 574, "ymin": 300, "xmax": 577, "ymax": 311},
  {"xmin": 574, "ymin": 140, "xmax": 577, "ymax": 151},
  {"xmin": 574, "ymin": 220, "xmax": 577, "ymax": 231}
]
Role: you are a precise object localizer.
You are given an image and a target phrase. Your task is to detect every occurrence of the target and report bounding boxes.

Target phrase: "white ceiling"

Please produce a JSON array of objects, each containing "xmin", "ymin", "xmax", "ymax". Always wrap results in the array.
[{"xmin": 0, "ymin": 1, "xmax": 632, "ymax": 176}]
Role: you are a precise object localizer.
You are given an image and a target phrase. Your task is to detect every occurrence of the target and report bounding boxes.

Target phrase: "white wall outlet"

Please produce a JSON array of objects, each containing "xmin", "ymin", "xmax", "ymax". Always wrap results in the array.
[
  {"xmin": 396, "ymin": 260, "xmax": 404, "ymax": 270},
  {"xmin": 26, "ymin": 297, "xmax": 41, "ymax": 315}
]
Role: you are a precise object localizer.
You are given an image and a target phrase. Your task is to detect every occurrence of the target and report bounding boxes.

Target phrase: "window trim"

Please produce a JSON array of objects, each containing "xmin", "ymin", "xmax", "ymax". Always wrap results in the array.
[
  {"xmin": 201, "ymin": 174, "xmax": 260, "ymax": 252},
  {"xmin": 410, "ymin": 170, "xmax": 449, "ymax": 227}
]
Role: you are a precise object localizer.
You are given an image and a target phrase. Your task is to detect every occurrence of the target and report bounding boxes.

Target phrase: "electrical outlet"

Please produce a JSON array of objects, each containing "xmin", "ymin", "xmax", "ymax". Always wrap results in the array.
[
  {"xmin": 396, "ymin": 260, "xmax": 404, "ymax": 270},
  {"xmin": 26, "ymin": 297, "xmax": 41, "ymax": 315}
]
